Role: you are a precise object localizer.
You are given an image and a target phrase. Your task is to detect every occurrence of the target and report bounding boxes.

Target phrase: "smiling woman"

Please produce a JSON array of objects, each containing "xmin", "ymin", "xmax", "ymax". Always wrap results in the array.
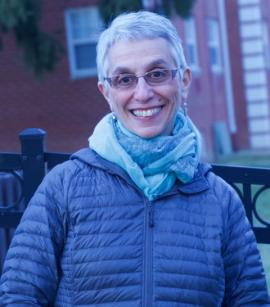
[{"xmin": 1, "ymin": 10, "xmax": 269, "ymax": 307}]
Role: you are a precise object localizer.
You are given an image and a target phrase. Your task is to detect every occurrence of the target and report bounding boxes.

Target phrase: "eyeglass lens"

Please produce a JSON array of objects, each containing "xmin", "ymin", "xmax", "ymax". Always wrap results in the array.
[{"xmin": 110, "ymin": 69, "xmax": 177, "ymax": 89}]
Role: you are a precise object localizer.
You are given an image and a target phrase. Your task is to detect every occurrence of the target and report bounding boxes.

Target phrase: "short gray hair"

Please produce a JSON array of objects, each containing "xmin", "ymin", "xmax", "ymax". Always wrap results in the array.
[{"xmin": 96, "ymin": 11, "xmax": 187, "ymax": 83}]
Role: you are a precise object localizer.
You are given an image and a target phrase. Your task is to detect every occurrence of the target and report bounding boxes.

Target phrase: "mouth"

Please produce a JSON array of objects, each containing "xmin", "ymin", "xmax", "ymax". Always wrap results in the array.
[{"xmin": 131, "ymin": 106, "xmax": 163, "ymax": 118}]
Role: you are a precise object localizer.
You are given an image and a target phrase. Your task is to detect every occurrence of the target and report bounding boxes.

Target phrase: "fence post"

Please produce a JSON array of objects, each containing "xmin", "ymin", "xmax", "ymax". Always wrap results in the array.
[{"xmin": 19, "ymin": 128, "xmax": 46, "ymax": 204}]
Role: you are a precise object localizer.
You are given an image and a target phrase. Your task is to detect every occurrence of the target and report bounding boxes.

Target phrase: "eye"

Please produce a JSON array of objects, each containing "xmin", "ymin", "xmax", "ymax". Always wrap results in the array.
[
  {"xmin": 147, "ymin": 69, "xmax": 169, "ymax": 80},
  {"xmin": 117, "ymin": 74, "xmax": 135, "ymax": 87}
]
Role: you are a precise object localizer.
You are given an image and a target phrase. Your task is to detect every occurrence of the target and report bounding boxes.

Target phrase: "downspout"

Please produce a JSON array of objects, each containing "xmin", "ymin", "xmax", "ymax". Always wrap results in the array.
[{"xmin": 218, "ymin": 0, "xmax": 237, "ymax": 133}]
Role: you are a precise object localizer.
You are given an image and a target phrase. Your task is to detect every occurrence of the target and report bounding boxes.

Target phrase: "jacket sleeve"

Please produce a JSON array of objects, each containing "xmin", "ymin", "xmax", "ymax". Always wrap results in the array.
[
  {"xmin": 220, "ymin": 181, "xmax": 270, "ymax": 306},
  {"xmin": 0, "ymin": 163, "xmax": 71, "ymax": 306}
]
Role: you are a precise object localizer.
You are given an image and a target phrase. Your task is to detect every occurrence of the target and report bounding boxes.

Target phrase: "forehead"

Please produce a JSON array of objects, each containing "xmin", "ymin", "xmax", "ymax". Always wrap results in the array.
[{"xmin": 107, "ymin": 38, "xmax": 176, "ymax": 75}]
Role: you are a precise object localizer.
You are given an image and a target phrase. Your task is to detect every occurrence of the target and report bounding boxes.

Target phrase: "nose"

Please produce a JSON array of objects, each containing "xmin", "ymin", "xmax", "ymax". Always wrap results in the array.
[{"xmin": 133, "ymin": 76, "xmax": 154, "ymax": 102}]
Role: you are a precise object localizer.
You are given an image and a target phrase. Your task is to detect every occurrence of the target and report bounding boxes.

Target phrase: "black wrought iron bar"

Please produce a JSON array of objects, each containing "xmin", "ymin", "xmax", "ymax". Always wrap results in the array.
[
  {"xmin": 243, "ymin": 183, "xmax": 253, "ymax": 227},
  {"xmin": 212, "ymin": 164, "xmax": 270, "ymax": 185},
  {"xmin": 44, "ymin": 152, "xmax": 70, "ymax": 169},
  {"xmin": 253, "ymin": 227, "xmax": 270, "ymax": 244},
  {"xmin": 0, "ymin": 211, "xmax": 23, "ymax": 228},
  {"xmin": 0, "ymin": 153, "xmax": 22, "ymax": 170}
]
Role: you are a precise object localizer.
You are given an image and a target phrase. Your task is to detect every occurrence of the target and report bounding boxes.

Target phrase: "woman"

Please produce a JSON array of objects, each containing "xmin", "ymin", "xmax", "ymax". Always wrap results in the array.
[{"xmin": 1, "ymin": 11, "xmax": 269, "ymax": 306}]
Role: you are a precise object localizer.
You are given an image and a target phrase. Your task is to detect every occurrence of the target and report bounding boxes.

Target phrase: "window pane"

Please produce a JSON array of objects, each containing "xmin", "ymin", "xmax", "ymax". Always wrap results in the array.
[
  {"xmin": 70, "ymin": 11, "xmax": 84, "ymax": 40},
  {"xmin": 184, "ymin": 17, "xmax": 199, "ymax": 67},
  {"xmin": 187, "ymin": 45, "xmax": 196, "ymax": 65},
  {"xmin": 207, "ymin": 18, "xmax": 222, "ymax": 70},
  {"xmin": 69, "ymin": 8, "xmax": 103, "ymax": 40},
  {"xmin": 74, "ymin": 43, "xmax": 96, "ymax": 70},
  {"xmin": 207, "ymin": 20, "xmax": 213, "ymax": 41},
  {"xmin": 185, "ymin": 18, "xmax": 196, "ymax": 38},
  {"xmin": 209, "ymin": 47, "xmax": 218, "ymax": 66}
]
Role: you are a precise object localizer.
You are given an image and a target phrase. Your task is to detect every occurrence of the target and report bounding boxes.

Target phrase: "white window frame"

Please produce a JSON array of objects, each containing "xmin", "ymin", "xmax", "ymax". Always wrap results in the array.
[
  {"xmin": 184, "ymin": 17, "xmax": 200, "ymax": 72},
  {"xmin": 65, "ymin": 6, "xmax": 104, "ymax": 79},
  {"xmin": 207, "ymin": 18, "xmax": 222, "ymax": 73}
]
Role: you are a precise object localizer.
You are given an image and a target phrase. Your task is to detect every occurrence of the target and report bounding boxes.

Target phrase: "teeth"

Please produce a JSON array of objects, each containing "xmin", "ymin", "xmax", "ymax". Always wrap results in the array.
[{"xmin": 132, "ymin": 107, "xmax": 161, "ymax": 117}]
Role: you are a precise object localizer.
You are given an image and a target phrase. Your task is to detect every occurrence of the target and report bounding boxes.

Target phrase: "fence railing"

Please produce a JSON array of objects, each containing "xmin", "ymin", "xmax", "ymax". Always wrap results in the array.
[{"xmin": 0, "ymin": 129, "xmax": 270, "ymax": 270}]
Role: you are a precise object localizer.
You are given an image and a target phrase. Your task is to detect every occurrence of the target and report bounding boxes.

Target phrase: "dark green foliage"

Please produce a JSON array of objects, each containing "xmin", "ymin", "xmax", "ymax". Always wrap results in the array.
[
  {"xmin": 99, "ymin": 0, "xmax": 143, "ymax": 26},
  {"xmin": 0, "ymin": 0, "xmax": 63, "ymax": 77},
  {"xmin": 98, "ymin": 0, "xmax": 196, "ymax": 25},
  {"xmin": 173, "ymin": 0, "xmax": 197, "ymax": 18}
]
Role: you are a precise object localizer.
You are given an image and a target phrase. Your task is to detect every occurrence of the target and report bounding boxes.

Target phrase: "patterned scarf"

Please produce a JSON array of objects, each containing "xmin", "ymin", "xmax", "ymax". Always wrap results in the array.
[{"xmin": 89, "ymin": 112, "xmax": 201, "ymax": 201}]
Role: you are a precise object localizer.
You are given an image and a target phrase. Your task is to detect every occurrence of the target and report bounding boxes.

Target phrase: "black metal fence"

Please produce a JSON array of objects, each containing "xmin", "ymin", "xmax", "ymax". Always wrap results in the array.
[{"xmin": 0, "ymin": 129, "xmax": 270, "ymax": 271}]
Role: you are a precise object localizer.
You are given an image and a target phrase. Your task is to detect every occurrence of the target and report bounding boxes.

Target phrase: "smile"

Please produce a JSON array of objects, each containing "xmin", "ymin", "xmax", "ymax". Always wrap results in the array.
[{"xmin": 131, "ymin": 107, "xmax": 162, "ymax": 117}]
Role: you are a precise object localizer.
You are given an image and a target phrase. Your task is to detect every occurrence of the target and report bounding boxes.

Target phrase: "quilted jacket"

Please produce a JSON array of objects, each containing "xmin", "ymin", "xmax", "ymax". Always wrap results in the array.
[{"xmin": 1, "ymin": 148, "xmax": 269, "ymax": 306}]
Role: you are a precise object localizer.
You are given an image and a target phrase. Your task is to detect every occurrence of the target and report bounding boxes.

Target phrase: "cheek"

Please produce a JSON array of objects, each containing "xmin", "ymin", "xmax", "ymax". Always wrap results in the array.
[
  {"xmin": 159, "ymin": 81, "xmax": 180, "ymax": 101},
  {"xmin": 166, "ymin": 90, "xmax": 182, "ymax": 117},
  {"xmin": 108, "ymin": 92, "xmax": 128, "ymax": 112},
  {"xmin": 164, "ymin": 87, "xmax": 181, "ymax": 108}
]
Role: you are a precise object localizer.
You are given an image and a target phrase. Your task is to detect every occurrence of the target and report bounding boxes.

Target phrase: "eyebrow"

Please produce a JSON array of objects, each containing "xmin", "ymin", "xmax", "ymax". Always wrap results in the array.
[
  {"xmin": 110, "ymin": 67, "xmax": 132, "ymax": 76},
  {"xmin": 110, "ymin": 59, "xmax": 169, "ymax": 76},
  {"xmin": 147, "ymin": 59, "xmax": 169, "ymax": 68}
]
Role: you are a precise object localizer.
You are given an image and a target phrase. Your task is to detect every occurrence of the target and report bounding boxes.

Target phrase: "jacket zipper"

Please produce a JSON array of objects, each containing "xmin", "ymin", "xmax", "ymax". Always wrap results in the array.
[{"xmin": 143, "ymin": 199, "xmax": 154, "ymax": 307}]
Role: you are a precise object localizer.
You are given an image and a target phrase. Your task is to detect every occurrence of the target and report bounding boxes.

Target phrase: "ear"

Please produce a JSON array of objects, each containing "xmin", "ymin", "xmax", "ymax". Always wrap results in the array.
[
  {"xmin": 98, "ymin": 81, "xmax": 109, "ymax": 101},
  {"xmin": 98, "ymin": 81, "xmax": 113, "ymax": 110},
  {"xmin": 181, "ymin": 68, "xmax": 192, "ymax": 99}
]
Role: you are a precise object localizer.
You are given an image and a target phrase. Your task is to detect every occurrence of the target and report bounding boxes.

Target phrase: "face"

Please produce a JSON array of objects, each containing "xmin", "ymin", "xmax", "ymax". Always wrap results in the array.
[{"xmin": 98, "ymin": 38, "xmax": 191, "ymax": 138}]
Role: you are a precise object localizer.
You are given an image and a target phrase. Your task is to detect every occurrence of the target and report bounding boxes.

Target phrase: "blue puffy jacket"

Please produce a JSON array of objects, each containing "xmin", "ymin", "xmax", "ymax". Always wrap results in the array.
[{"xmin": 1, "ymin": 148, "xmax": 269, "ymax": 306}]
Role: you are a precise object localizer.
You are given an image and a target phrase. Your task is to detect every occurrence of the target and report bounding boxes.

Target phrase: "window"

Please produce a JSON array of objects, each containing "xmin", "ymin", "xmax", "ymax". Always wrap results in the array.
[
  {"xmin": 262, "ymin": 21, "xmax": 270, "ymax": 69},
  {"xmin": 184, "ymin": 17, "xmax": 200, "ymax": 71},
  {"xmin": 65, "ymin": 7, "xmax": 104, "ymax": 79},
  {"xmin": 207, "ymin": 18, "xmax": 222, "ymax": 72}
]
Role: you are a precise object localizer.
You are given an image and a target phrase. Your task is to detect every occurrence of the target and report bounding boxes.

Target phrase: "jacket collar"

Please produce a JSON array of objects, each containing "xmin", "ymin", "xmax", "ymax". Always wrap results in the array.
[
  {"xmin": 71, "ymin": 148, "xmax": 210, "ymax": 196},
  {"xmin": 177, "ymin": 163, "xmax": 211, "ymax": 194}
]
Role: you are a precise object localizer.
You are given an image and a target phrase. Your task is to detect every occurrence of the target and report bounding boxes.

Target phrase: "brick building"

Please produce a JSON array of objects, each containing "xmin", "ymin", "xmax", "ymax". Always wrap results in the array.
[
  {"xmin": 0, "ymin": 0, "xmax": 270, "ymax": 159},
  {"xmin": 227, "ymin": 0, "xmax": 270, "ymax": 150}
]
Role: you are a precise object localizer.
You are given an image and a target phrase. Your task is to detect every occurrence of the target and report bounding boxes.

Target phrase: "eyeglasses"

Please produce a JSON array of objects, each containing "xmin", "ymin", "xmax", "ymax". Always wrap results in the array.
[{"xmin": 104, "ymin": 68, "xmax": 182, "ymax": 90}]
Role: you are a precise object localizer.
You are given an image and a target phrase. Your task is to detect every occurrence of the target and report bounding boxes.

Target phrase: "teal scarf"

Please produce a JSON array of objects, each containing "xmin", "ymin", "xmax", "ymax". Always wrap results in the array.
[{"xmin": 89, "ymin": 112, "xmax": 201, "ymax": 201}]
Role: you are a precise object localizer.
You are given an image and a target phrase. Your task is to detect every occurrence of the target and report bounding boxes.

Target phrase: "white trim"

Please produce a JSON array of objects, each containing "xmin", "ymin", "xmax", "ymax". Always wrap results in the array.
[
  {"xmin": 249, "ymin": 118, "xmax": 270, "ymax": 133},
  {"xmin": 238, "ymin": 0, "xmax": 259, "ymax": 5},
  {"xmin": 246, "ymin": 87, "xmax": 268, "ymax": 101},
  {"xmin": 240, "ymin": 23, "xmax": 262, "ymax": 39},
  {"xmin": 247, "ymin": 103, "xmax": 269, "ymax": 117},
  {"xmin": 242, "ymin": 39, "xmax": 263, "ymax": 55},
  {"xmin": 242, "ymin": 55, "xmax": 265, "ymax": 70},
  {"xmin": 239, "ymin": 6, "xmax": 261, "ymax": 22},
  {"xmin": 244, "ymin": 71, "xmax": 267, "ymax": 86},
  {"xmin": 250, "ymin": 134, "xmax": 270, "ymax": 148},
  {"xmin": 218, "ymin": 0, "xmax": 236, "ymax": 132}
]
